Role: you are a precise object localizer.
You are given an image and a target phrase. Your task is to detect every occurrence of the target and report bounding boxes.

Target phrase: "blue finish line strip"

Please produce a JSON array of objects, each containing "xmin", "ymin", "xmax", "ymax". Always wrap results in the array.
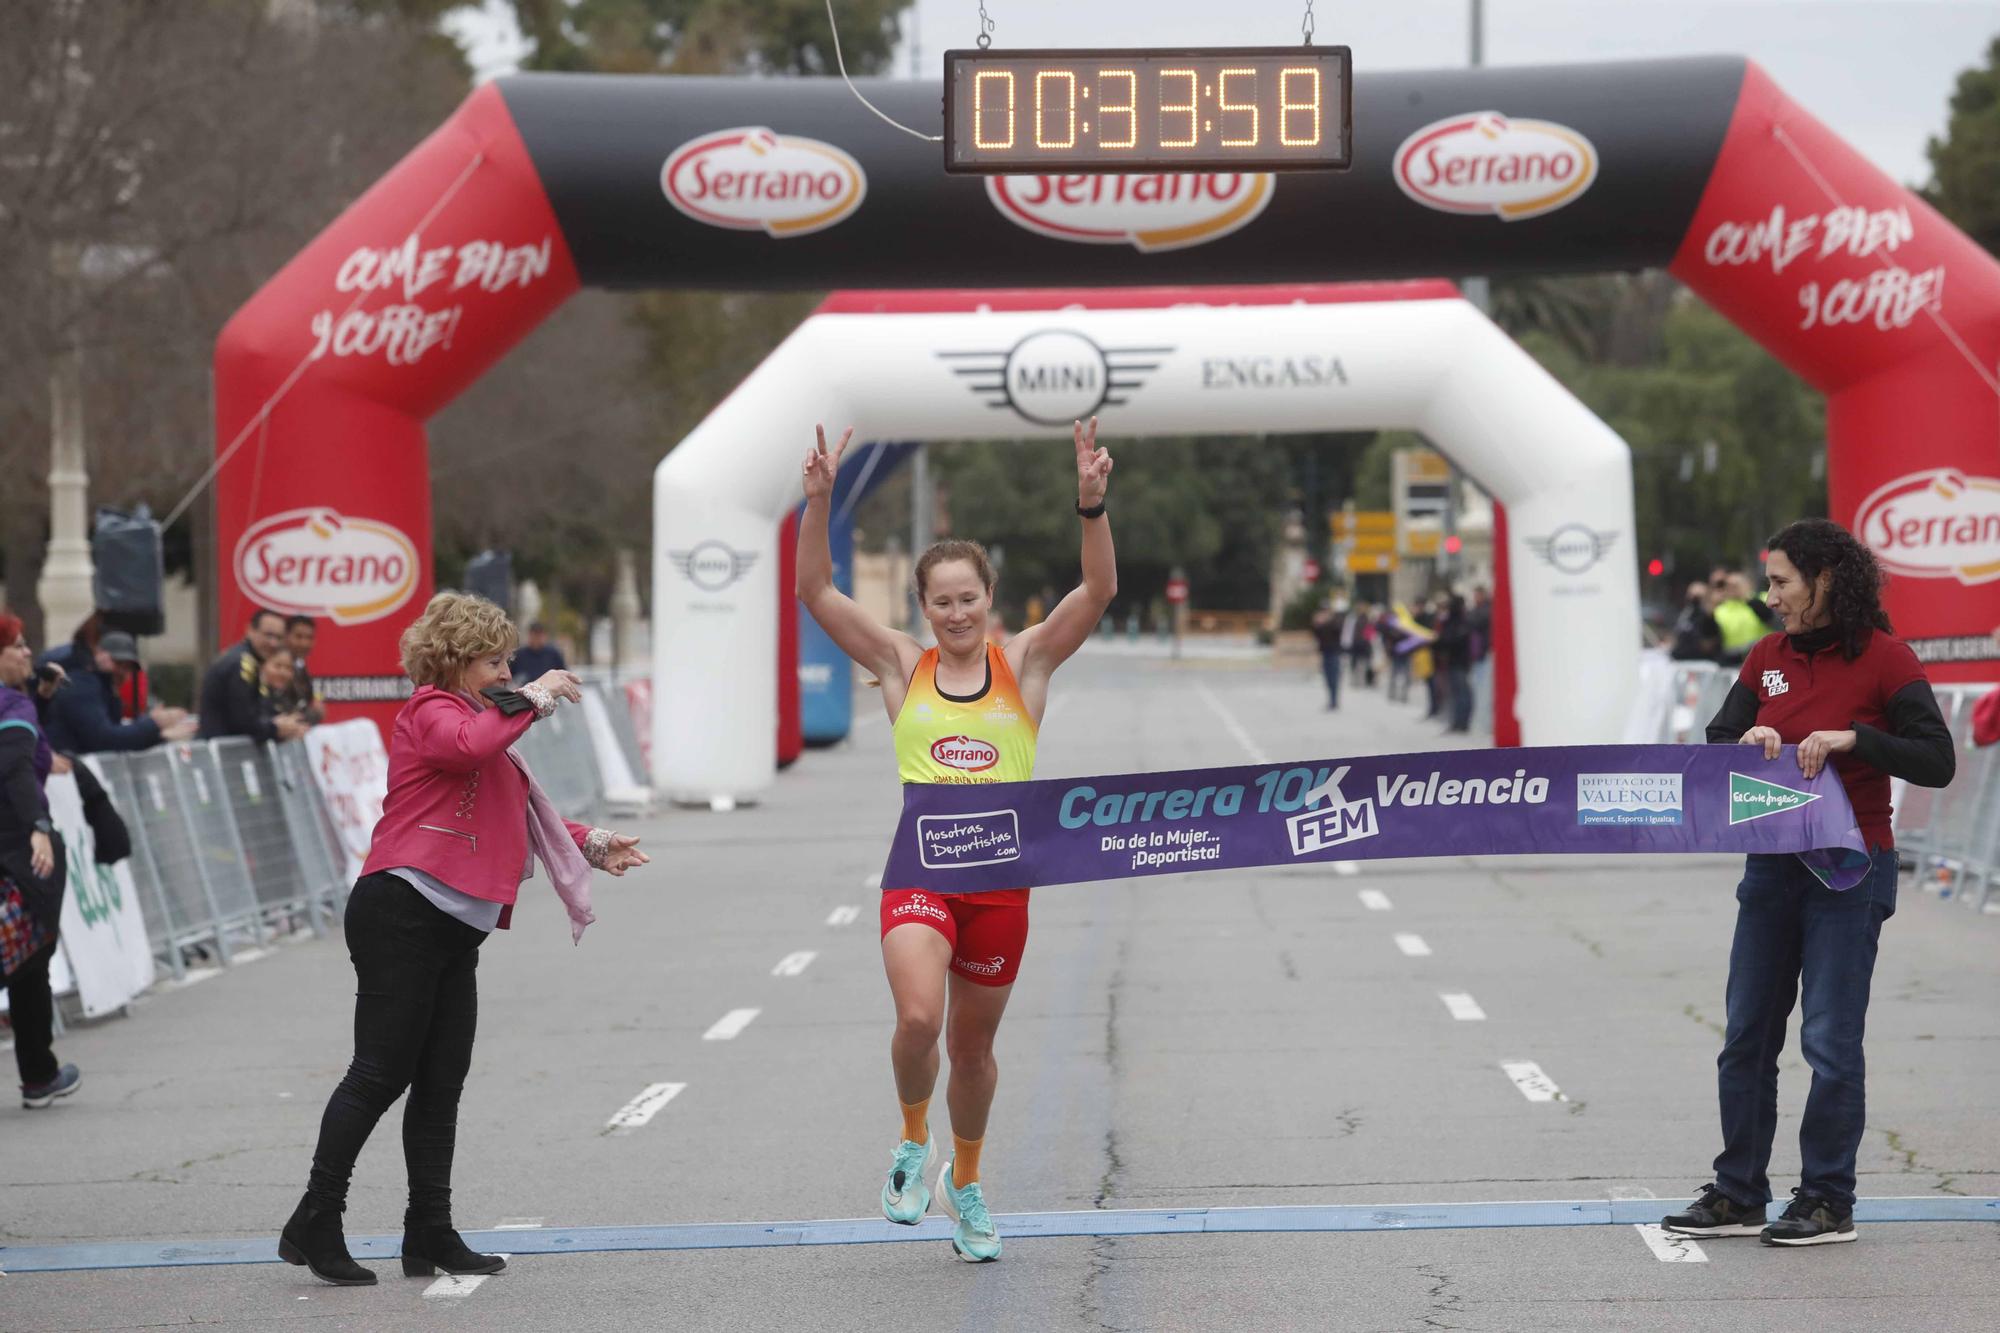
[{"xmin": 6, "ymin": 1197, "xmax": 1997, "ymax": 1273}]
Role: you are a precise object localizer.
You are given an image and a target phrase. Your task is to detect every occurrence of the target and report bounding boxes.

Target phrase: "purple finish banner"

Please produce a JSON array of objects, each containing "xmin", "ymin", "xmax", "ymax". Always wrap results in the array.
[{"xmin": 881, "ymin": 745, "xmax": 1872, "ymax": 894}]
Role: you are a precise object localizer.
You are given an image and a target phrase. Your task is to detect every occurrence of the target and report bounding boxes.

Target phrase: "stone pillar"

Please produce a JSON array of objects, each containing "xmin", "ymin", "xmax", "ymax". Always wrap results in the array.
[
  {"xmin": 37, "ymin": 242, "xmax": 95, "ymax": 647},
  {"xmin": 610, "ymin": 548, "xmax": 643, "ymax": 669}
]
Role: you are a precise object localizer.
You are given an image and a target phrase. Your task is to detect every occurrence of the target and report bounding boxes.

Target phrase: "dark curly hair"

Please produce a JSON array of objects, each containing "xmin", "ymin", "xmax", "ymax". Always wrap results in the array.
[{"xmin": 1765, "ymin": 518, "xmax": 1891, "ymax": 657}]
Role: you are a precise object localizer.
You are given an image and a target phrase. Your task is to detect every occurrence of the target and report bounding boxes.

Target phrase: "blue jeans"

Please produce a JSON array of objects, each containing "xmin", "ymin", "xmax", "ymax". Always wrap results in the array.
[
  {"xmin": 1712, "ymin": 848, "xmax": 1897, "ymax": 1209},
  {"xmin": 1319, "ymin": 651, "xmax": 1341, "ymax": 708}
]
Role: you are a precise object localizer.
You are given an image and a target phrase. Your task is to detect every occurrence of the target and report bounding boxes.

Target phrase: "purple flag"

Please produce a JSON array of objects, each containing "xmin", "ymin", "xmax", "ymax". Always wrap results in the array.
[{"xmin": 881, "ymin": 745, "xmax": 1871, "ymax": 894}]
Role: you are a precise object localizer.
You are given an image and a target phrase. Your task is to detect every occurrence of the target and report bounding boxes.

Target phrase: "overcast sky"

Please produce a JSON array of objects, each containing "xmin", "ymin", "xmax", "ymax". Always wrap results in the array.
[{"xmin": 446, "ymin": 0, "xmax": 2000, "ymax": 188}]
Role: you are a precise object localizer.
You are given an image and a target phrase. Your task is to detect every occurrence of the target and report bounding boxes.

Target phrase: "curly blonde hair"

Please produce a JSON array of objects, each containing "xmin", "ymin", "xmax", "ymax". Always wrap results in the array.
[{"xmin": 398, "ymin": 593, "xmax": 519, "ymax": 689}]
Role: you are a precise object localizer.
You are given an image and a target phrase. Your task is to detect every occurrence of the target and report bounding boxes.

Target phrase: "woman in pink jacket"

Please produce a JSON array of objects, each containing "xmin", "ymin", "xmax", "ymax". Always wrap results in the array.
[{"xmin": 279, "ymin": 594, "xmax": 648, "ymax": 1286}]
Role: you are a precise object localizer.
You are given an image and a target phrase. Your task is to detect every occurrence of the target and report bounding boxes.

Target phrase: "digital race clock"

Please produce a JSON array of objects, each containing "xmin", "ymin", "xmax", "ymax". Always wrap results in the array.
[{"xmin": 944, "ymin": 47, "xmax": 1352, "ymax": 175}]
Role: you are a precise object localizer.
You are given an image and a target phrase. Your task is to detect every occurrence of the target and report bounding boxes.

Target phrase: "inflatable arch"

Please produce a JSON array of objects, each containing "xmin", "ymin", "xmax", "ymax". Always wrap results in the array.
[{"xmin": 214, "ymin": 56, "xmax": 2000, "ymax": 777}]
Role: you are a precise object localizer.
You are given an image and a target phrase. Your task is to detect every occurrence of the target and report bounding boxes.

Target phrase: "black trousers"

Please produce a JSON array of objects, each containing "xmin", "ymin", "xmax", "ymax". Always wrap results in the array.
[
  {"xmin": 6, "ymin": 939, "xmax": 59, "ymax": 1087},
  {"xmin": 305, "ymin": 873, "xmax": 486, "ymax": 1228}
]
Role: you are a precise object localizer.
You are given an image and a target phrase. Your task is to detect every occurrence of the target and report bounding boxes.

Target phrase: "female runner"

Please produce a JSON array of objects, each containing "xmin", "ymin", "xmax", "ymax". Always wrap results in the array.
[{"xmin": 796, "ymin": 419, "xmax": 1116, "ymax": 1262}]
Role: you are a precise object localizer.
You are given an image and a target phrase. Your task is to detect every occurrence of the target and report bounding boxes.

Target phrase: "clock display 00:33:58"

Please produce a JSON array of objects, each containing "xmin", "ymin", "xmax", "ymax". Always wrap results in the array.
[{"xmin": 943, "ymin": 47, "xmax": 1352, "ymax": 175}]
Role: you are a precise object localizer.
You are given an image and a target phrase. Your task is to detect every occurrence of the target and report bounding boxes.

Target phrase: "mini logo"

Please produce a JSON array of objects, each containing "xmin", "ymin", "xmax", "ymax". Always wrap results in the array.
[
  {"xmin": 1729, "ymin": 772, "xmax": 1820, "ymax": 825},
  {"xmin": 1395, "ymin": 112, "xmax": 1599, "ymax": 221},
  {"xmin": 669, "ymin": 541, "xmax": 759, "ymax": 593},
  {"xmin": 234, "ymin": 508, "xmax": 419, "ymax": 627},
  {"xmin": 938, "ymin": 329, "xmax": 1169, "ymax": 426},
  {"xmin": 661, "ymin": 127, "xmax": 866, "ymax": 238},
  {"xmin": 954, "ymin": 954, "xmax": 1007, "ymax": 977},
  {"xmin": 987, "ymin": 172, "xmax": 1275, "ymax": 252},
  {"xmin": 1526, "ymin": 525, "xmax": 1617, "ymax": 575},
  {"xmin": 931, "ymin": 735, "xmax": 999, "ymax": 772},
  {"xmin": 1762, "ymin": 669, "xmax": 1790, "ymax": 698},
  {"xmin": 1577, "ymin": 773, "xmax": 1684, "ymax": 827},
  {"xmin": 1854, "ymin": 468, "xmax": 2000, "ymax": 586},
  {"xmin": 1286, "ymin": 767, "xmax": 1382, "ymax": 856}
]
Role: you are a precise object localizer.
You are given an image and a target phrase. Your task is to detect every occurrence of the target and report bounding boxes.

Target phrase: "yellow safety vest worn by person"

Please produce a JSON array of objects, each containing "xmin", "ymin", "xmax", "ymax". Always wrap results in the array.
[
  {"xmin": 894, "ymin": 644, "xmax": 1038, "ymax": 785},
  {"xmin": 1713, "ymin": 598, "xmax": 1766, "ymax": 655}
]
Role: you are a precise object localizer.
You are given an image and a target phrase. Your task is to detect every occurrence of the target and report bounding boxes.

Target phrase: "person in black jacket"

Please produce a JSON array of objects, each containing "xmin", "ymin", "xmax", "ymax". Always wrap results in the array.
[
  {"xmin": 1662, "ymin": 519, "xmax": 1954, "ymax": 1248},
  {"xmin": 0, "ymin": 614, "xmax": 81, "ymax": 1109},
  {"xmin": 41, "ymin": 630, "xmax": 194, "ymax": 754},
  {"xmin": 200, "ymin": 609, "xmax": 307, "ymax": 743}
]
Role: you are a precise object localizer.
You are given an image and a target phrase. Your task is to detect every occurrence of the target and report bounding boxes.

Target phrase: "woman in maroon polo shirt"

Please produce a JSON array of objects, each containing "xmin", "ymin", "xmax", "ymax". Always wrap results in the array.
[{"xmin": 1662, "ymin": 519, "xmax": 1954, "ymax": 1248}]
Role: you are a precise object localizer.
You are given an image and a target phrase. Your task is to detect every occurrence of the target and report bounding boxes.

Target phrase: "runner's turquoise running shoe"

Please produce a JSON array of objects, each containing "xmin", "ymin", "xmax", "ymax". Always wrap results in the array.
[
  {"xmin": 881, "ymin": 1135, "xmax": 935, "ymax": 1225},
  {"xmin": 937, "ymin": 1159, "xmax": 1002, "ymax": 1262}
]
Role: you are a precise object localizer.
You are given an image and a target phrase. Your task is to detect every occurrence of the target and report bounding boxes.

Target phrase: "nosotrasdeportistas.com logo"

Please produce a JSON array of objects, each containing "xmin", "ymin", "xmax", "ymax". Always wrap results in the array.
[
  {"xmin": 234, "ymin": 508, "xmax": 419, "ymax": 627},
  {"xmin": 661, "ymin": 127, "xmax": 866, "ymax": 238},
  {"xmin": 668, "ymin": 540, "xmax": 759, "ymax": 593},
  {"xmin": 1525, "ymin": 525, "xmax": 1618, "ymax": 575},
  {"xmin": 1393, "ymin": 112, "xmax": 1599, "ymax": 221},
  {"xmin": 1728, "ymin": 772, "xmax": 1821, "ymax": 825},
  {"xmin": 938, "ymin": 329, "xmax": 1169, "ymax": 427},
  {"xmin": 917, "ymin": 810, "xmax": 1022, "ymax": 870},
  {"xmin": 1285, "ymin": 766, "xmax": 1380, "ymax": 856},
  {"xmin": 987, "ymin": 172, "xmax": 1275, "ymax": 253},
  {"xmin": 1577, "ymin": 773, "xmax": 1684, "ymax": 827},
  {"xmin": 1854, "ymin": 468, "xmax": 2000, "ymax": 586}
]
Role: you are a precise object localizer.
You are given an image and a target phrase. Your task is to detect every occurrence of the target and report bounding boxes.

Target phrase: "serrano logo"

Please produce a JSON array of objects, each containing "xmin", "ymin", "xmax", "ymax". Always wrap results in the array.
[
  {"xmin": 931, "ymin": 735, "xmax": 999, "ymax": 772},
  {"xmin": 1854, "ymin": 469, "xmax": 2000, "ymax": 585},
  {"xmin": 1394, "ymin": 112, "xmax": 1598, "ymax": 221},
  {"xmin": 987, "ymin": 172, "xmax": 1275, "ymax": 252},
  {"xmin": 938, "ymin": 329, "xmax": 1170, "ymax": 426},
  {"xmin": 661, "ymin": 127, "xmax": 865, "ymax": 238},
  {"xmin": 233, "ymin": 508, "xmax": 418, "ymax": 627}
]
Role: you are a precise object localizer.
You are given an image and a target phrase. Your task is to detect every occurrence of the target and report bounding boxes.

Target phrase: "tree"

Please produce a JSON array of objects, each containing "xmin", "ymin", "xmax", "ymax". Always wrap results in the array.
[
  {"xmin": 511, "ymin": 0, "xmax": 907, "ymax": 75},
  {"xmin": 1925, "ymin": 35, "xmax": 2000, "ymax": 256}
]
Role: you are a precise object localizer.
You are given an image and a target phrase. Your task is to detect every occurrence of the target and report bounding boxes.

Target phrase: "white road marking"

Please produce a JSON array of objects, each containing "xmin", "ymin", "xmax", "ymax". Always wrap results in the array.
[
  {"xmin": 1195, "ymin": 682, "xmax": 1271, "ymax": 764},
  {"xmin": 703, "ymin": 1008, "xmax": 761, "ymax": 1041},
  {"xmin": 1500, "ymin": 1060, "xmax": 1568, "ymax": 1103},
  {"xmin": 493, "ymin": 1218, "xmax": 544, "ymax": 1230},
  {"xmin": 1634, "ymin": 1224, "xmax": 1708, "ymax": 1262},
  {"xmin": 861, "ymin": 873, "xmax": 881, "ymax": 889},
  {"xmin": 1440, "ymin": 992, "xmax": 1487, "ymax": 1021},
  {"xmin": 1333, "ymin": 861, "xmax": 1359, "ymax": 876},
  {"xmin": 827, "ymin": 904, "xmax": 862, "ymax": 926},
  {"xmin": 230, "ymin": 947, "xmax": 272, "ymax": 965},
  {"xmin": 605, "ymin": 1082, "xmax": 686, "ymax": 1133},
  {"xmin": 1358, "ymin": 889, "xmax": 1393, "ymax": 911},
  {"xmin": 1609, "ymin": 1187, "xmax": 1658, "ymax": 1200},
  {"xmin": 1393, "ymin": 933, "xmax": 1432, "ymax": 957},
  {"xmin": 423, "ymin": 1273, "xmax": 495, "ymax": 1298},
  {"xmin": 772, "ymin": 950, "xmax": 817, "ymax": 977}
]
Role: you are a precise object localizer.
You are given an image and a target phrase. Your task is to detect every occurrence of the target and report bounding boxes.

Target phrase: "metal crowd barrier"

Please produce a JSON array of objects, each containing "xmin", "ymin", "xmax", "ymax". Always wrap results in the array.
[{"xmin": 514, "ymin": 704, "xmax": 606, "ymax": 827}]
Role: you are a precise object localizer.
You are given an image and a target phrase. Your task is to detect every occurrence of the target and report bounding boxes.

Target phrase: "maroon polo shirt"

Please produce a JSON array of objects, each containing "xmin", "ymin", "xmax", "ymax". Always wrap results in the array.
[{"xmin": 1736, "ymin": 630, "xmax": 1926, "ymax": 849}]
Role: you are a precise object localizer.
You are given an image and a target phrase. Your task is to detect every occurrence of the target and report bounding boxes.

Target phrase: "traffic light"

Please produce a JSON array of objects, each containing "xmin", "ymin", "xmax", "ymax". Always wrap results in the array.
[
  {"xmin": 1646, "ymin": 557, "xmax": 1665, "ymax": 577},
  {"xmin": 1443, "ymin": 534, "xmax": 1462, "ymax": 555}
]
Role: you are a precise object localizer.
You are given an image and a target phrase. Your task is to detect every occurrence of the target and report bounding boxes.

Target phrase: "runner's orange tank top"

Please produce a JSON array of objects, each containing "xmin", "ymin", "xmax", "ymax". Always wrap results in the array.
[{"xmin": 892, "ymin": 644, "xmax": 1036, "ymax": 899}]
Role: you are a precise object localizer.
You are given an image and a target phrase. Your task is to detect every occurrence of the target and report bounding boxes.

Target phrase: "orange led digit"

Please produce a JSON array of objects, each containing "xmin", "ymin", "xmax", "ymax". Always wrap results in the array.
[
  {"xmin": 1035, "ymin": 70, "xmax": 1078, "ymax": 149},
  {"xmin": 1159, "ymin": 68, "xmax": 1198, "ymax": 148},
  {"xmin": 1280, "ymin": 66, "xmax": 1322, "ymax": 147},
  {"xmin": 974, "ymin": 70, "xmax": 1016, "ymax": 149},
  {"xmin": 1218, "ymin": 67, "xmax": 1258, "ymax": 147},
  {"xmin": 1098, "ymin": 69, "xmax": 1137, "ymax": 149}
]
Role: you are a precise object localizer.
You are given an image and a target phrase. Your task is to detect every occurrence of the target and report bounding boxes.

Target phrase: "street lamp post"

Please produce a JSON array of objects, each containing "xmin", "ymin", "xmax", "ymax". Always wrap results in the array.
[{"xmin": 37, "ymin": 241, "xmax": 96, "ymax": 647}]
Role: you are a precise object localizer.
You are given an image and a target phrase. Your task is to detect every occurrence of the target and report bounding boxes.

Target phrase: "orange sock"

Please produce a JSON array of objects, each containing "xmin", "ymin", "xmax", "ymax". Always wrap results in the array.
[
  {"xmin": 899, "ymin": 1097, "xmax": 930, "ymax": 1145},
  {"xmin": 952, "ymin": 1135, "xmax": 983, "ymax": 1188}
]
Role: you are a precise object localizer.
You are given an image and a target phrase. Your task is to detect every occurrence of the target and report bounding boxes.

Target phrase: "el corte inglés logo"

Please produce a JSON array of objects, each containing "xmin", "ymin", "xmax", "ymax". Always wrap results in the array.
[
  {"xmin": 1394, "ymin": 112, "xmax": 1598, "ymax": 221},
  {"xmin": 662, "ymin": 127, "xmax": 866, "ymax": 238},
  {"xmin": 1854, "ymin": 468, "xmax": 2000, "ymax": 586},
  {"xmin": 1728, "ymin": 772, "xmax": 1821, "ymax": 826},
  {"xmin": 987, "ymin": 172, "xmax": 1274, "ymax": 252},
  {"xmin": 234, "ymin": 508, "xmax": 419, "ymax": 627}
]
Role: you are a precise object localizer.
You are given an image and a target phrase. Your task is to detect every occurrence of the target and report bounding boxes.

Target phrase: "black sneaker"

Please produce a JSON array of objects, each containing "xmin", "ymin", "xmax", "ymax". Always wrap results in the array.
[
  {"xmin": 1760, "ymin": 1189, "xmax": 1856, "ymax": 1246},
  {"xmin": 1661, "ymin": 1184, "xmax": 1765, "ymax": 1237},
  {"xmin": 21, "ymin": 1063, "xmax": 82, "ymax": 1109}
]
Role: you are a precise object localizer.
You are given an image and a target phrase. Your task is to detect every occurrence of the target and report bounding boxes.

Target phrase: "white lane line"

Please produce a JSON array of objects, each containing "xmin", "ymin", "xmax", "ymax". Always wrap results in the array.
[
  {"xmin": 1393, "ymin": 932, "xmax": 1432, "ymax": 957},
  {"xmin": 772, "ymin": 950, "xmax": 818, "ymax": 977},
  {"xmin": 861, "ymin": 873, "xmax": 882, "ymax": 889},
  {"xmin": 493, "ymin": 1217, "xmax": 544, "ymax": 1230},
  {"xmin": 1500, "ymin": 1060, "xmax": 1568, "ymax": 1103},
  {"xmin": 1195, "ymin": 682, "xmax": 1271, "ymax": 764},
  {"xmin": 703, "ymin": 1008, "xmax": 762, "ymax": 1041},
  {"xmin": 605, "ymin": 1082, "xmax": 686, "ymax": 1134},
  {"xmin": 826, "ymin": 904, "xmax": 862, "ymax": 926},
  {"xmin": 1333, "ymin": 861, "xmax": 1359, "ymax": 877},
  {"xmin": 1634, "ymin": 1224, "xmax": 1708, "ymax": 1262},
  {"xmin": 424, "ymin": 1273, "xmax": 498, "ymax": 1298},
  {"xmin": 1440, "ymin": 992, "xmax": 1486, "ymax": 1021},
  {"xmin": 1358, "ymin": 889, "xmax": 1393, "ymax": 911}
]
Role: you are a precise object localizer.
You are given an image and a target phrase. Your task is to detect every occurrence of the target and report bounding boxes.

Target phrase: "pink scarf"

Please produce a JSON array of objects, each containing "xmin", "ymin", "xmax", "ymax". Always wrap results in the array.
[{"xmin": 507, "ymin": 747, "xmax": 596, "ymax": 944}]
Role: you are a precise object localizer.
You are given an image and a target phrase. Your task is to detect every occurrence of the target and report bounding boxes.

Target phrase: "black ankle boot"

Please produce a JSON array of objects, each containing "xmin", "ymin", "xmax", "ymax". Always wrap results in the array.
[
  {"xmin": 278, "ymin": 1197, "xmax": 377, "ymax": 1286},
  {"xmin": 400, "ymin": 1225, "xmax": 506, "ymax": 1277}
]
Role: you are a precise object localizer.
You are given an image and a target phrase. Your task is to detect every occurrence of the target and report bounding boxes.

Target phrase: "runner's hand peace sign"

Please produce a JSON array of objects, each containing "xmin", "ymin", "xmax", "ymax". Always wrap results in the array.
[
  {"xmin": 804, "ymin": 424, "xmax": 852, "ymax": 503},
  {"xmin": 1074, "ymin": 416, "xmax": 1112, "ymax": 506}
]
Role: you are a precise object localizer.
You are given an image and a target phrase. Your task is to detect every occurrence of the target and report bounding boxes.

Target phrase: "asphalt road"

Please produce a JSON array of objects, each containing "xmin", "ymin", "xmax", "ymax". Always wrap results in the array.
[{"xmin": 4, "ymin": 647, "xmax": 1997, "ymax": 1331}]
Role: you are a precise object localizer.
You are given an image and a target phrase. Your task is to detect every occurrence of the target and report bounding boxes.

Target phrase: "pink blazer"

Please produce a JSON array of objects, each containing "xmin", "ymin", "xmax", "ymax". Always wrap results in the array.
[{"xmin": 361, "ymin": 686, "xmax": 591, "ymax": 928}]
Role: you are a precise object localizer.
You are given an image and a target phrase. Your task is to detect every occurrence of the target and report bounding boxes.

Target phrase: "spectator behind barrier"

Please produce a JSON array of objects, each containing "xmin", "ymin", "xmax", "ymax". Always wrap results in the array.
[
  {"xmin": 258, "ymin": 648, "xmax": 313, "ymax": 736},
  {"xmin": 39, "ymin": 629, "xmax": 193, "ymax": 754},
  {"xmin": 1671, "ymin": 580, "xmax": 1723, "ymax": 661},
  {"xmin": 281, "ymin": 615, "xmax": 327, "ymax": 724},
  {"xmin": 510, "ymin": 620, "xmax": 565, "ymax": 683},
  {"xmin": 0, "ymin": 613, "xmax": 82, "ymax": 1110},
  {"xmin": 200, "ymin": 608, "xmax": 307, "ymax": 743}
]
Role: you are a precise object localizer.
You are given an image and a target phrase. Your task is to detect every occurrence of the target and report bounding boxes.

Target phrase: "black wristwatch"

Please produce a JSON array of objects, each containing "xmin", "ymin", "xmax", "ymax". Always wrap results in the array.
[{"xmin": 1076, "ymin": 500, "xmax": 1107, "ymax": 519}]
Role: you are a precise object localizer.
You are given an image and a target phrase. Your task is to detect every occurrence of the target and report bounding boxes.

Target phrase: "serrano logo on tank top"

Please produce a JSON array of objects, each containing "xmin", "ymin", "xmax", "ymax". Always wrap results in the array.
[{"xmin": 931, "ymin": 735, "xmax": 1000, "ymax": 773}]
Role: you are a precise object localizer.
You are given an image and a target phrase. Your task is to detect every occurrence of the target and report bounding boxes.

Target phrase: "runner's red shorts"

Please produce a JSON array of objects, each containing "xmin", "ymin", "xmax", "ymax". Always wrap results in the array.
[{"xmin": 879, "ymin": 888, "xmax": 1029, "ymax": 987}]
